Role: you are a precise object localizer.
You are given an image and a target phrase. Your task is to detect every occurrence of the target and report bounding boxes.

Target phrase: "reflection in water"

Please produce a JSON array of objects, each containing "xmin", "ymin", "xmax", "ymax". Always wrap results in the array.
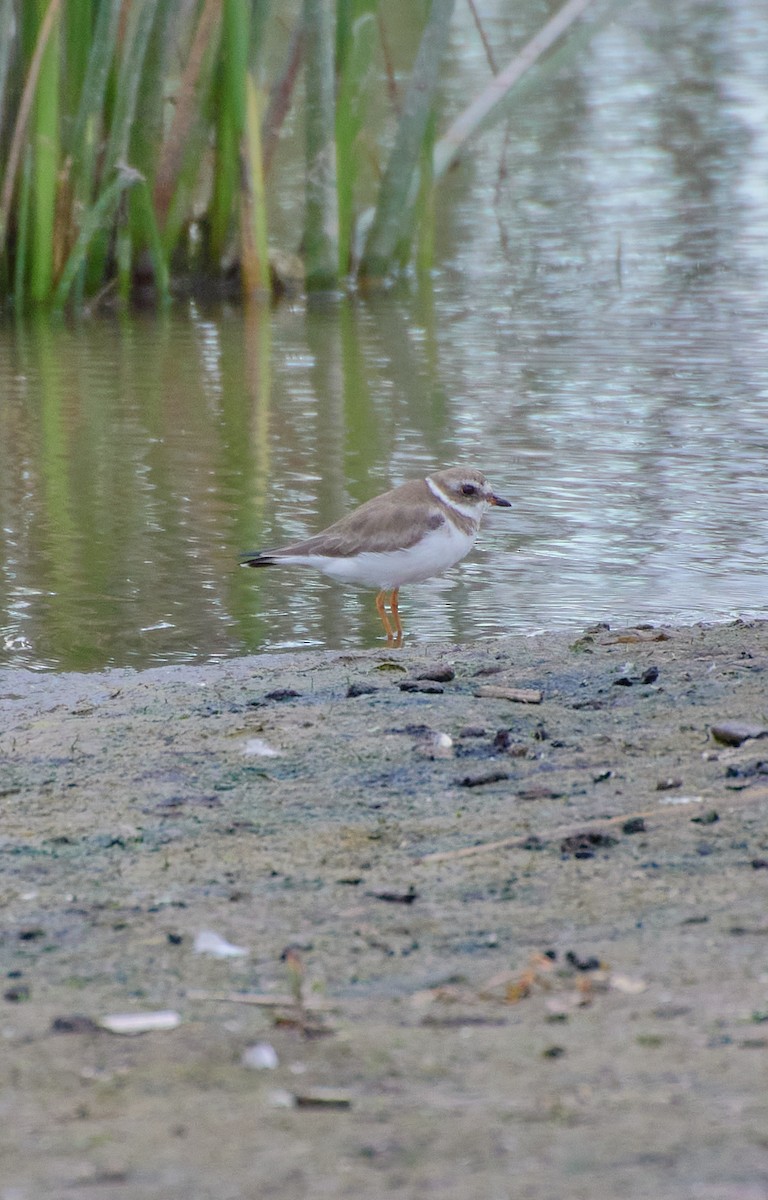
[{"xmin": 0, "ymin": 0, "xmax": 767, "ymax": 670}]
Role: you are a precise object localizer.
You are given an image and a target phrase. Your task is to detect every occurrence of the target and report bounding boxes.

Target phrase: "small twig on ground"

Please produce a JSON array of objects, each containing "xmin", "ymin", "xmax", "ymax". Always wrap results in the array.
[{"xmin": 417, "ymin": 786, "xmax": 768, "ymax": 864}]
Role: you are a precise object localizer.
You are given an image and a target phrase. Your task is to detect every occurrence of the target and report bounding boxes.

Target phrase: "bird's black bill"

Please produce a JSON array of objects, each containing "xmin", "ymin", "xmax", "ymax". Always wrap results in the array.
[{"xmin": 489, "ymin": 493, "xmax": 512, "ymax": 508}]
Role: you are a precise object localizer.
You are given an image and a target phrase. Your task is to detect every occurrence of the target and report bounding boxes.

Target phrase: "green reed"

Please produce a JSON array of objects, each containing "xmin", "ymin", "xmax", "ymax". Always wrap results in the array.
[{"xmin": 0, "ymin": 0, "xmax": 601, "ymax": 311}]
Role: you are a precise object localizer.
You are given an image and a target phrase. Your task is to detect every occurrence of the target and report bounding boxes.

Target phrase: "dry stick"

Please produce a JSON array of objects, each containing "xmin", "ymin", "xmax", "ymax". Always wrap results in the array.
[
  {"xmin": 262, "ymin": 18, "xmax": 303, "ymax": 178},
  {"xmin": 154, "ymin": 0, "xmax": 220, "ymax": 223},
  {"xmin": 376, "ymin": 9, "xmax": 400, "ymax": 116},
  {"xmin": 434, "ymin": 0, "xmax": 596, "ymax": 180},
  {"xmin": 417, "ymin": 785, "xmax": 768, "ymax": 865},
  {"xmin": 466, "ymin": 0, "xmax": 499, "ymax": 75},
  {"xmin": 0, "ymin": 0, "xmax": 63, "ymax": 253},
  {"xmin": 186, "ymin": 989, "xmax": 332, "ymax": 1010}
]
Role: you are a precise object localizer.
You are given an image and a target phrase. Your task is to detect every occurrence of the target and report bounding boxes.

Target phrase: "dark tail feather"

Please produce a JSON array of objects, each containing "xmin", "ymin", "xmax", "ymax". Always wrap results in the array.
[{"xmin": 239, "ymin": 552, "xmax": 279, "ymax": 568}]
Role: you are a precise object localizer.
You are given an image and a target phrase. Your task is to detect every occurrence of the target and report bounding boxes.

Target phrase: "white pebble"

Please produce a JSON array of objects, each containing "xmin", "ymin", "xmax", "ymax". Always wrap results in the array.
[
  {"xmin": 242, "ymin": 1042, "xmax": 279, "ymax": 1070},
  {"xmin": 243, "ymin": 738, "xmax": 280, "ymax": 757},
  {"xmin": 194, "ymin": 930, "xmax": 249, "ymax": 958},
  {"xmin": 99, "ymin": 1010, "xmax": 181, "ymax": 1036}
]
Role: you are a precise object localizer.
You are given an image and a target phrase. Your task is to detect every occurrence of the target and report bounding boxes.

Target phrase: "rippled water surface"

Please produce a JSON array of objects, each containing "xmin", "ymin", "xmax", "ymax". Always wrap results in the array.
[{"xmin": 1, "ymin": 0, "xmax": 767, "ymax": 670}]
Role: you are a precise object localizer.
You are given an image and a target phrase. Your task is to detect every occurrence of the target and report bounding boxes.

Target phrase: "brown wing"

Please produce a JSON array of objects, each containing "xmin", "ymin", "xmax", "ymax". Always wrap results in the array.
[{"xmin": 271, "ymin": 478, "xmax": 446, "ymax": 559}]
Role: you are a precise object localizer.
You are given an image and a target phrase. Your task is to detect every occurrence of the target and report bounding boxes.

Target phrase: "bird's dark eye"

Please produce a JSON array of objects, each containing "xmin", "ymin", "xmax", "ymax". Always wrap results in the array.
[{"xmin": 461, "ymin": 483, "xmax": 477, "ymax": 496}]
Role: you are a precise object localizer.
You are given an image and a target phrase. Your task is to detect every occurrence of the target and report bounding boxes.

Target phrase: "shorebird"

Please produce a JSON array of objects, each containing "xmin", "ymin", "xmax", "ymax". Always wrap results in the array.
[{"xmin": 240, "ymin": 466, "xmax": 511, "ymax": 644}]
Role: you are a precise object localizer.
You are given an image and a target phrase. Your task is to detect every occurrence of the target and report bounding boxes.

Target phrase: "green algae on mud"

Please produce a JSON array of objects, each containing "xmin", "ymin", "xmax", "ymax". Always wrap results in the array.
[{"xmin": 1, "ymin": 620, "xmax": 768, "ymax": 1198}]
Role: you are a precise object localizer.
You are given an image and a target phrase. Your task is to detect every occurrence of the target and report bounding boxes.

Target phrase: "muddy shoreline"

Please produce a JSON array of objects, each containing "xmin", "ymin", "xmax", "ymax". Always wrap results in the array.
[{"xmin": 2, "ymin": 620, "xmax": 768, "ymax": 1199}]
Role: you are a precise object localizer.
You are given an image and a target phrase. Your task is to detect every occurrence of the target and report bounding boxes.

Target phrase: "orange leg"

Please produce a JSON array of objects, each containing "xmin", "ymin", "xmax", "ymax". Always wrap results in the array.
[
  {"xmin": 375, "ymin": 589, "xmax": 394, "ymax": 642},
  {"xmin": 390, "ymin": 588, "xmax": 403, "ymax": 647}
]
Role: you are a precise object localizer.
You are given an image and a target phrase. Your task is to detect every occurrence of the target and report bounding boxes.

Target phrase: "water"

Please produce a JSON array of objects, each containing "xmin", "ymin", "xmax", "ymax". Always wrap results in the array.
[{"xmin": 1, "ymin": 0, "xmax": 767, "ymax": 671}]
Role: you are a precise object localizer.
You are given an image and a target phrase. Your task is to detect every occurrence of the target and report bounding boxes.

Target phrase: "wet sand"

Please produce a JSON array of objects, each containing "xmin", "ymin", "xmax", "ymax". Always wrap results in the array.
[{"xmin": 1, "ymin": 619, "xmax": 768, "ymax": 1199}]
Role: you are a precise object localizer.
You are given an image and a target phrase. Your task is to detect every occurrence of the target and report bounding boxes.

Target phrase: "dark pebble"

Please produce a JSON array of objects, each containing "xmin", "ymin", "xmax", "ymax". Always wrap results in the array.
[
  {"xmin": 725, "ymin": 760, "xmax": 768, "ymax": 779},
  {"xmin": 519, "ymin": 835, "xmax": 546, "ymax": 851},
  {"xmin": 711, "ymin": 721, "xmax": 768, "ymax": 747},
  {"xmin": 691, "ymin": 810, "xmax": 719, "ymax": 825},
  {"xmin": 415, "ymin": 667, "xmax": 456, "ymax": 683},
  {"xmin": 622, "ymin": 817, "xmax": 646, "ymax": 835},
  {"xmin": 4, "ymin": 985, "xmax": 30, "ymax": 1002},
  {"xmin": 653, "ymin": 1005, "xmax": 691, "ymax": 1019},
  {"xmin": 612, "ymin": 676, "xmax": 634, "ymax": 687},
  {"xmin": 457, "ymin": 771, "xmax": 510, "ymax": 788},
  {"xmin": 347, "ymin": 683, "xmax": 379, "ymax": 698},
  {"xmin": 51, "ymin": 1014, "xmax": 100, "ymax": 1034},
  {"xmin": 366, "ymin": 885, "xmax": 418, "ymax": 905},
  {"xmin": 560, "ymin": 830, "xmax": 618, "ymax": 857},
  {"xmin": 18, "ymin": 928, "xmax": 45, "ymax": 941},
  {"xmin": 641, "ymin": 666, "xmax": 659, "ymax": 684},
  {"xmin": 399, "ymin": 681, "xmax": 444, "ymax": 694},
  {"xmin": 265, "ymin": 688, "xmax": 301, "ymax": 702},
  {"xmin": 751, "ymin": 859, "xmax": 768, "ymax": 870},
  {"xmin": 517, "ymin": 786, "xmax": 562, "ymax": 801},
  {"xmin": 542, "ymin": 1045, "xmax": 566, "ymax": 1058},
  {"xmin": 565, "ymin": 951, "xmax": 601, "ymax": 971}
]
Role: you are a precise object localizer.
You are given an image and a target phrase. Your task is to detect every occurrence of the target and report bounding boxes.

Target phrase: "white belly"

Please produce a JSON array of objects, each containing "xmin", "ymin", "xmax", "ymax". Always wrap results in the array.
[{"xmin": 285, "ymin": 522, "xmax": 477, "ymax": 589}]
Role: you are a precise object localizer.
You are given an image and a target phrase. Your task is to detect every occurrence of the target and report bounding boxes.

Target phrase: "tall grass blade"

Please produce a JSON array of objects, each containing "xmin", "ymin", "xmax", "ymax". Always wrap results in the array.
[
  {"xmin": 63, "ymin": 0, "xmax": 92, "ymax": 117},
  {"xmin": 29, "ymin": 0, "xmax": 61, "ymax": 303},
  {"xmin": 241, "ymin": 73, "xmax": 271, "ymax": 296},
  {"xmin": 132, "ymin": 177, "xmax": 171, "ymax": 303},
  {"xmin": 125, "ymin": 3, "xmax": 175, "ymax": 292},
  {"xmin": 335, "ymin": 0, "xmax": 376, "ymax": 276},
  {"xmin": 0, "ymin": 0, "xmax": 15, "ymax": 144},
  {"xmin": 0, "ymin": 0, "xmax": 62, "ymax": 261},
  {"xmin": 103, "ymin": 0, "xmax": 157, "ymax": 175},
  {"xmin": 359, "ymin": 0, "xmax": 455, "ymax": 281},
  {"xmin": 130, "ymin": 2, "xmax": 171, "ymax": 182},
  {"xmin": 63, "ymin": 0, "xmax": 121, "ymax": 301},
  {"xmin": 303, "ymin": 0, "xmax": 338, "ymax": 290},
  {"xmin": 209, "ymin": 0, "xmax": 249, "ymax": 265},
  {"xmin": 68, "ymin": 0, "xmax": 121, "ymax": 190},
  {"xmin": 51, "ymin": 167, "xmax": 140, "ymax": 311}
]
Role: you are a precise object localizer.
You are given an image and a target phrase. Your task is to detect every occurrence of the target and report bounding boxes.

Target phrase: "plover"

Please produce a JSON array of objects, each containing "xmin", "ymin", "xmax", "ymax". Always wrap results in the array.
[{"xmin": 240, "ymin": 466, "xmax": 511, "ymax": 644}]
